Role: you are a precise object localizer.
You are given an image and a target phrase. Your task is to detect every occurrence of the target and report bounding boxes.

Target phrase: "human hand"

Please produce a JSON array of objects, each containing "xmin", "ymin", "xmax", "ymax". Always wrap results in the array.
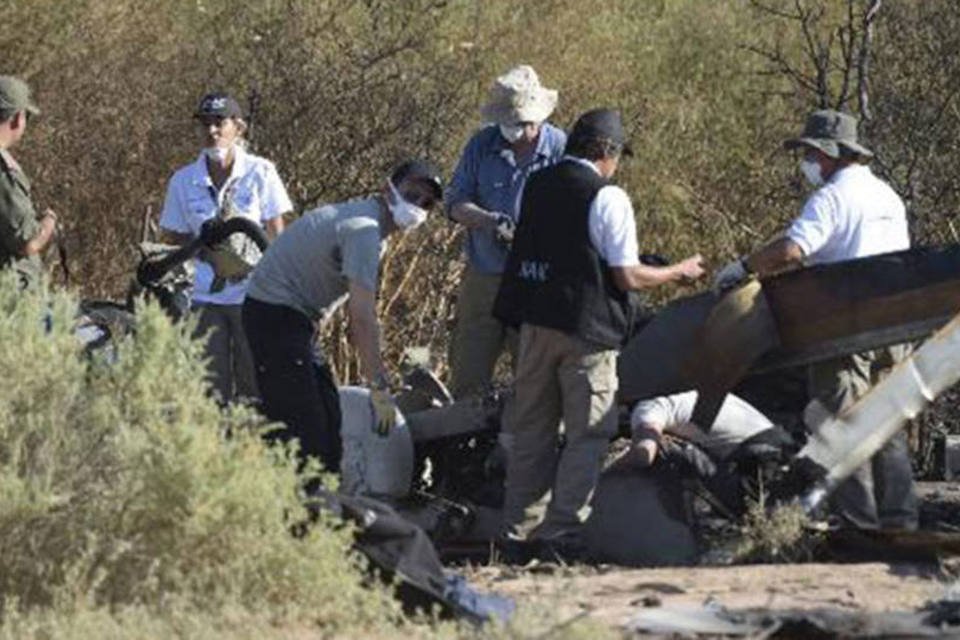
[
  {"xmin": 370, "ymin": 387, "xmax": 398, "ymax": 437},
  {"xmin": 494, "ymin": 213, "xmax": 516, "ymax": 244},
  {"xmin": 676, "ymin": 254, "xmax": 705, "ymax": 282},
  {"xmin": 41, "ymin": 208, "xmax": 58, "ymax": 232},
  {"xmin": 712, "ymin": 257, "xmax": 749, "ymax": 292}
]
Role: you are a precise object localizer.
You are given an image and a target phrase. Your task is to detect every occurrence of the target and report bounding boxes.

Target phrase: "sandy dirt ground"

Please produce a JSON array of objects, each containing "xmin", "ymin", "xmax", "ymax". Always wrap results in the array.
[
  {"xmin": 459, "ymin": 482, "xmax": 960, "ymax": 636},
  {"xmin": 466, "ymin": 562, "xmax": 949, "ymax": 631}
]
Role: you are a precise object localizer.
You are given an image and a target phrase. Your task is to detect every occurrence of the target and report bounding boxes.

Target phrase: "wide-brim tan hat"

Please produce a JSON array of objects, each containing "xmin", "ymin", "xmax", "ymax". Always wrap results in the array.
[{"xmin": 480, "ymin": 65, "xmax": 558, "ymax": 125}]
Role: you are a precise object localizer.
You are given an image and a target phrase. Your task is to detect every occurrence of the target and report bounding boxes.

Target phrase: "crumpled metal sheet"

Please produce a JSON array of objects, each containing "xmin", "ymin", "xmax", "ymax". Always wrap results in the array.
[
  {"xmin": 798, "ymin": 312, "xmax": 960, "ymax": 514},
  {"xmin": 617, "ymin": 245, "xmax": 960, "ymax": 410},
  {"xmin": 626, "ymin": 603, "xmax": 952, "ymax": 638}
]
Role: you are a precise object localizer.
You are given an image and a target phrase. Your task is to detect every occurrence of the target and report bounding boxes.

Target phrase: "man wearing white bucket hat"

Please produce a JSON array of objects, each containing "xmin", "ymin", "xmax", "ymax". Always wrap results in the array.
[{"xmin": 445, "ymin": 65, "xmax": 567, "ymax": 399}]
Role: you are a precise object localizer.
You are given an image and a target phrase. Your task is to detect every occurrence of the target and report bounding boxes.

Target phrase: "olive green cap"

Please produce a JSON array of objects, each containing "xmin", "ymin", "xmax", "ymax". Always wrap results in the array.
[
  {"xmin": 783, "ymin": 109, "xmax": 872, "ymax": 159},
  {"xmin": 0, "ymin": 75, "xmax": 40, "ymax": 116}
]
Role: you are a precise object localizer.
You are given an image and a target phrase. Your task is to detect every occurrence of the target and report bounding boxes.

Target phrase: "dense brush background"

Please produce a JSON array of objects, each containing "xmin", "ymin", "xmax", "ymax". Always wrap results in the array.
[
  {"xmin": 8, "ymin": 0, "xmax": 960, "ymax": 377},
  {"xmin": 8, "ymin": 0, "xmax": 960, "ymax": 471}
]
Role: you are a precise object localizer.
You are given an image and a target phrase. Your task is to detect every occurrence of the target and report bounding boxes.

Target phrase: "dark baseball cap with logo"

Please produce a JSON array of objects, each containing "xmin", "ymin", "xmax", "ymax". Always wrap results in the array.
[
  {"xmin": 391, "ymin": 159, "xmax": 444, "ymax": 200},
  {"xmin": 567, "ymin": 108, "xmax": 634, "ymax": 156},
  {"xmin": 0, "ymin": 75, "xmax": 40, "ymax": 116},
  {"xmin": 193, "ymin": 92, "xmax": 244, "ymax": 120}
]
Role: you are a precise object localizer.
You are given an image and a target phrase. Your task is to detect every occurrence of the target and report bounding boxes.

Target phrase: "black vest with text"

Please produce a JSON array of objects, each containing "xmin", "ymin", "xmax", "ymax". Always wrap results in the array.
[{"xmin": 493, "ymin": 159, "xmax": 633, "ymax": 348}]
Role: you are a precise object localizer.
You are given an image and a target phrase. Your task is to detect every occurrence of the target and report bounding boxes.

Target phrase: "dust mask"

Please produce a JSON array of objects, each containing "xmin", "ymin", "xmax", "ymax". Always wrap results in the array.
[
  {"xmin": 499, "ymin": 123, "xmax": 525, "ymax": 143},
  {"xmin": 204, "ymin": 145, "xmax": 233, "ymax": 163},
  {"xmin": 800, "ymin": 158, "xmax": 824, "ymax": 187},
  {"xmin": 388, "ymin": 179, "xmax": 428, "ymax": 231}
]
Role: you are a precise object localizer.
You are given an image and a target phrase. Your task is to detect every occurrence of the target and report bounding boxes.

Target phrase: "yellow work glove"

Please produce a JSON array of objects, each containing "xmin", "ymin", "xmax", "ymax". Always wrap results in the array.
[{"xmin": 370, "ymin": 387, "xmax": 398, "ymax": 437}]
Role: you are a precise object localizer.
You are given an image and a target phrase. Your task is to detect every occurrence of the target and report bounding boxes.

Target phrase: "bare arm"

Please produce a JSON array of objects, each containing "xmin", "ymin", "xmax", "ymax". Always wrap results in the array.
[
  {"xmin": 631, "ymin": 417, "xmax": 669, "ymax": 466},
  {"xmin": 744, "ymin": 237, "xmax": 805, "ymax": 277},
  {"xmin": 22, "ymin": 209, "xmax": 57, "ymax": 256},
  {"xmin": 160, "ymin": 229, "xmax": 194, "ymax": 247},
  {"xmin": 449, "ymin": 201, "xmax": 500, "ymax": 230},
  {"xmin": 265, "ymin": 214, "xmax": 287, "ymax": 240},
  {"xmin": 347, "ymin": 280, "xmax": 390, "ymax": 387},
  {"xmin": 611, "ymin": 254, "xmax": 705, "ymax": 292}
]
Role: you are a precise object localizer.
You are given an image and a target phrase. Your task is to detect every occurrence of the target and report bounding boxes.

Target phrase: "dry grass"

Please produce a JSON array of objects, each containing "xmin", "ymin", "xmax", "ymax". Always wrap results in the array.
[{"xmin": 734, "ymin": 497, "xmax": 823, "ymax": 564}]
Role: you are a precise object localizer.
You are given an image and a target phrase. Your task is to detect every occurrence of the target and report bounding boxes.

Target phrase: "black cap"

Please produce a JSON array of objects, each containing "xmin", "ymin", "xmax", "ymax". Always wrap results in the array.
[
  {"xmin": 391, "ymin": 159, "xmax": 444, "ymax": 199},
  {"xmin": 568, "ymin": 108, "xmax": 633, "ymax": 156},
  {"xmin": 193, "ymin": 92, "xmax": 244, "ymax": 120}
]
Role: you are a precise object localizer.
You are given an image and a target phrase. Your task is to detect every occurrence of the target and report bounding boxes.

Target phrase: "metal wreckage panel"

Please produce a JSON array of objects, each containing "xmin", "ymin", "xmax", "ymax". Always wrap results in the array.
[
  {"xmin": 391, "ymin": 245, "xmax": 960, "ymax": 572},
  {"xmin": 617, "ymin": 244, "xmax": 960, "ymax": 410}
]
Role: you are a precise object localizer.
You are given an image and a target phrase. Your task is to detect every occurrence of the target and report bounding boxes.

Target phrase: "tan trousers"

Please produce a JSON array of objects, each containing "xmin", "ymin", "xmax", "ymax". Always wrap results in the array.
[
  {"xmin": 194, "ymin": 302, "xmax": 258, "ymax": 404},
  {"xmin": 448, "ymin": 267, "xmax": 518, "ymax": 399},
  {"xmin": 807, "ymin": 344, "xmax": 918, "ymax": 530},
  {"xmin": 502, "ymin": 325, "xmax": 619, "ymax": 542}
]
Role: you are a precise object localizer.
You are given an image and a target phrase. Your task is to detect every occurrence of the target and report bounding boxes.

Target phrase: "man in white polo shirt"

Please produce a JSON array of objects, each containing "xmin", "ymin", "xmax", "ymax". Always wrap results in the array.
[
  {"xmin": 494, "ymin": 109, "xmax": 704, "ymax": 556},
  {"xmin": 713, "ymin": 109, "xmax": 917, "ymax": 530}
]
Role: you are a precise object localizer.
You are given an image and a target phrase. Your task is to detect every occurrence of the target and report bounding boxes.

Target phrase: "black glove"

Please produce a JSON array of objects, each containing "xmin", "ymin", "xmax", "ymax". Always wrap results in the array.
[
  {"xmin": 766, "ymin": 454, "xmax": 830, "ymax": 504},
  {"xmin": 659, "ymin": 438, "xmax": 717, "ymax": 479},
  {"xmin": 199, "ymin": 218, "xmax": 226, "ymax": 247}
]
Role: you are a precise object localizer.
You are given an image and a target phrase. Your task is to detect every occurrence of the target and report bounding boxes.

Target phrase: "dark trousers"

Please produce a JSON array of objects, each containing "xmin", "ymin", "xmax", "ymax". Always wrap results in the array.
[
  {"xmin": 808, "ymin": 345, "xmax": 918, "ymax": 530},
  {"xmin": 241, "ymin": 297, "xmax": 342, "ymax": 471}
]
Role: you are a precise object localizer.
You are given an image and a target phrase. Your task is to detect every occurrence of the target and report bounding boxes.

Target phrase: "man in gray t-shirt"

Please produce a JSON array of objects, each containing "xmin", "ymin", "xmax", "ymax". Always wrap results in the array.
[
  {"xmin": 247, "ymin": 198, "xmax": 383, "ymax": 323},
  {"xmin": 242, "ymin": 159, "xmax": 443, "ymax": 471}
]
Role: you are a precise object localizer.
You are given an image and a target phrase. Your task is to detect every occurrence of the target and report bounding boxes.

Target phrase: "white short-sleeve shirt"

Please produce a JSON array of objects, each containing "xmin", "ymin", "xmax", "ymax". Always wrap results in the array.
[
  {"xmin": 786, "ymin": 164, "xmax": 909, "ymax": 265},
  {"xmin": 565, "ymin": 156, "xmax": 640, "ymax": 267},
  {"xmin": 631, "ymin": 391, "xmax": 774, "ymax": 460},
  {"xmin": 159, "ymin": 146, "xmax": 294, "ymax": 305}
]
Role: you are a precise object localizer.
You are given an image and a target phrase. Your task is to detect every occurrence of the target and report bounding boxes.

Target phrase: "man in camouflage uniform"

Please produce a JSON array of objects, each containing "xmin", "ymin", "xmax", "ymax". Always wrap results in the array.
[{"xmin": 0, "ymin": 76, "xmax": 57, "ymax": 288}]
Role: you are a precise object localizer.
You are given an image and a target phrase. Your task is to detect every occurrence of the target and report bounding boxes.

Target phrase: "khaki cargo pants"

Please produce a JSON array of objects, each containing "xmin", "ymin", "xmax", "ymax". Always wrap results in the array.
[
  {"xmin": 448, "ymin": 267, "xmax": 518, "ymax": 399},
  {"xmin": 807, "ymin": 344, "xmax": 918, "ymax": 530},
  {"xmin": 502, "ymin": 324, "xmax": 619, "ymax": 542},
  {"xmin": 194, "ymin": 302, "xmax": 258, "ymax": 404}
]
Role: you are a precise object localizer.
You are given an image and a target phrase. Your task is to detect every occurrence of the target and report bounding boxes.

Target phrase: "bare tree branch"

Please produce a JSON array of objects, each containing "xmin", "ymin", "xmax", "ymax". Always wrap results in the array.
[
  {"xmin": 795, "ymin": 0, "xmax": 831, "ymax": 106},
  {"xmin": 857, "ymin": 0, "xmax": 882, "ymax": 120},
  {"xmin": 835, "ymin": 0, "xmax": 858, "ymax": 110}
]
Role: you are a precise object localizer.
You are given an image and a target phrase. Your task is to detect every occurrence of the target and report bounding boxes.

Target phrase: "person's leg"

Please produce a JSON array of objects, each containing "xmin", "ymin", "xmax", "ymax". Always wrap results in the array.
[
  {"xmin": 537, "ymin": 338, "xmax": 618, "ymax": 542},
  {"xmin": 501, "ymin": 325, "xmax": 563, "ymax": 537},
  {"xmin": 193, "ymin": 303, "xmax": 232, "ymax": 403},
  {"xmin": 873, "ymin": 432, "xmax": 919, "ymax": 530},
  {"xmin": 448, "ymin": 268, "xmax": 509, "ymax": 398},
  {"xmin": 808, "ymin": 351, "xmax": 879, "ymax": 528},
  {"xmin": 872, "ymin": 344, "xmax": 919, "ymax": 530},
  {"xmin": 225, "ymin": 303, "xmax": 259, "ymax": 402},
  {"xmin": 242, "ymin": 299, "xmax": 342, "ymax": 471}
]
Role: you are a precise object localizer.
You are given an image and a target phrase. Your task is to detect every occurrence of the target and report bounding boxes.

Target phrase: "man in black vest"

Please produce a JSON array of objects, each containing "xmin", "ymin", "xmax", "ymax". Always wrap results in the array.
[{"xmin": 493, "ymin": 108, "xmax": 704, "ymax": 555}]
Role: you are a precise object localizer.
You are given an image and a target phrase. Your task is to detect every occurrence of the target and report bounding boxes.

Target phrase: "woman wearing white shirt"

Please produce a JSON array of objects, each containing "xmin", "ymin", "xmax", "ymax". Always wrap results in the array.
[{"xmin": 160, "ymin": 92, "xmax": 292, "ymax": 403}]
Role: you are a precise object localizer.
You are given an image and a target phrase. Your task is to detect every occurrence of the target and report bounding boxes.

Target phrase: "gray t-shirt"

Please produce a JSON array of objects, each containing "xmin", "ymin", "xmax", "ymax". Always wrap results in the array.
[{"xmin": 246, "ymin": 197, "xmax": 383, "ymax": 321}]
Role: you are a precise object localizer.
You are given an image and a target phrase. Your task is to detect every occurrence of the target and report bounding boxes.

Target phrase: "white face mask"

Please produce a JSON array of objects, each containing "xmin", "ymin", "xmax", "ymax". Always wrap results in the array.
[
  {"xmin": 499, "ymin": 123, "xmax": 525, "ymax": 143},
  {"xmin": 204, "ymin": 145, "xmax": 233, "ymax": 163},
  {"xmin": 800, "ymin": 158, "xmax": 824, "ymax": 187},
  {"xmin": 388, "ymin": 179, "xmax": 428, "ymax": 231}
]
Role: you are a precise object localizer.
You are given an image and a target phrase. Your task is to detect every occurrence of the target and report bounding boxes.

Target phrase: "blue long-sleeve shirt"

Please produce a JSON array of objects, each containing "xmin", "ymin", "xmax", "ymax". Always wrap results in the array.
[{"xmin": 445, "ymin": 123, "xmax": 567, "ymax": 274}]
